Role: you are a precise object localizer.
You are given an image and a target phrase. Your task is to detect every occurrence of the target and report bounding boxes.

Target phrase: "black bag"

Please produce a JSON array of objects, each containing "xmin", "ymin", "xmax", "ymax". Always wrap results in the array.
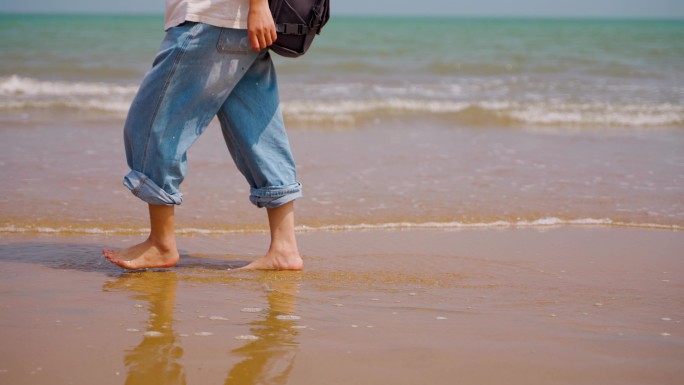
[{"xmin": 269, "ymin": 0, "xmax": 330, "ymax": 58}]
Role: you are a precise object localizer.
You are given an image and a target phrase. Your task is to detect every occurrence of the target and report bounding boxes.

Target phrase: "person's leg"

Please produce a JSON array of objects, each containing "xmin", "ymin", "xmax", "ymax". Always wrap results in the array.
[
  {"xmin": 104, "ymin": 24, "xmax": 259, "ymax": 269},
  {"xmin": 241, "ymin": 201, "xmax": 303, "ymax": 270},
  {"xmin": 216, "ymin": 50, "xmax": 303, "ymax": 270},
  {"xmin": 103, "ymin": 204, "xmax": 179, "ymax": 269},
  {"xmin": 121, "ymin": 24, "xmax": 259, "ymax": 206}
]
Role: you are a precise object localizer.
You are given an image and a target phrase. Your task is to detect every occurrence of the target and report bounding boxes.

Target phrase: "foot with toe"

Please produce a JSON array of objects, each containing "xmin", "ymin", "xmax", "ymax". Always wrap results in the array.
[
  {"xmin": 103, "ymin": 238, "xmax": 179, "ymax": 270},
  {"xmin": 240, "ymin": 245, "xmax": 303, "ymax": 270}
]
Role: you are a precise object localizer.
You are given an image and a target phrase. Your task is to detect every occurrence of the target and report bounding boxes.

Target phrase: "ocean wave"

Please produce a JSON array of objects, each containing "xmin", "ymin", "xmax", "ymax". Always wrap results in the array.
[
  {"xmin": 2, "ymin": 76, "xmax": 682, "ymax": 128},
  {"xmin": 0, "ymin": 99, "xmax": 132, "ymax": 113},
  {"xmin": 0, "ymin": 218, "xmax": 681, "ymax": 235},
  {"xmin": 0, "ymin": 75, "xmax": 135, "ymax": 113},
  {"xmin": 296, "ymin": 218, "xmax": 683, "ymax": 232},
  {"xmin": 0, "ymin": 75, "xmax": 136, "ymax": 97},
  {"xmin": 283, "ymin": 99, "xmax": 684, "ymax": 127}
]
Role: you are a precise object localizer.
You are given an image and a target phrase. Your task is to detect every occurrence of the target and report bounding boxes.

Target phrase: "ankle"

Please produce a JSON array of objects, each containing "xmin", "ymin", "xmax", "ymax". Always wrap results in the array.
[
  {"xmin": 147, "ymin": 235, "xmax": 176, "ymax": 253},
  {"xmin": 264, "ymin": 246, "xmax": 304, "ymax": 270},
  {"xmin": 269, "ymin": 239, "xmax": 299, "ymax": 255}
]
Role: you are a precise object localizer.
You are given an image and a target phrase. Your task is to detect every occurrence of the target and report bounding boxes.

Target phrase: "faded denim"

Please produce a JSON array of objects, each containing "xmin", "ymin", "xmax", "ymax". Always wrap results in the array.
[{"xmin": 123, "ymin": 22, "xmax": 302, "ymax": 208}]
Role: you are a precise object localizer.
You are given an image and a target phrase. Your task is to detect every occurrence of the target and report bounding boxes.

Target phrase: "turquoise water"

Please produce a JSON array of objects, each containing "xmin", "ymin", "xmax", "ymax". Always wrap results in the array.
[
  {"xmin": 1, "ymin": 14, "xmax": 683, "ymax": 231},
  {"xmin": 1, "ymin": 14, "xmax": 683, "ymax": 127}
]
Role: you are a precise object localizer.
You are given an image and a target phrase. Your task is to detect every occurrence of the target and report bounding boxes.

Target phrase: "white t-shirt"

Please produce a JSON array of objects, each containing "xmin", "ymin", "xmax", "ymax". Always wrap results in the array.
[{"xmin": 165, "ymin": 0, "xmax": 250, "ymax": 31}]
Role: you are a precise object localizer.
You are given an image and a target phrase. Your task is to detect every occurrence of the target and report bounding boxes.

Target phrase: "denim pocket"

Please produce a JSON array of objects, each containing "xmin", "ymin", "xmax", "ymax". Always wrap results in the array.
[{"xmin": 216, "ymin": 28, "xmax": 251, "ymax": 54}]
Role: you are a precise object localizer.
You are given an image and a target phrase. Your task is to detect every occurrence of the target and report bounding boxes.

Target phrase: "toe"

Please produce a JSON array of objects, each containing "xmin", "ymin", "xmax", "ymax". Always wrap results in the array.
[{"xmin": 113, "ymin": 259, "xmax": 133, "ymax": 270}]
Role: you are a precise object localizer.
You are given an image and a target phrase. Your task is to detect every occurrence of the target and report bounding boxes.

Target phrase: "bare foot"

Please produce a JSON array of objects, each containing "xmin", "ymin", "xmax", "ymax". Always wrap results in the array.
[
  {"xmin": 103, "ymin": 238, "xmax": 179, "ymax": 270},
  {"xmin": 239, "ymin": 246, "xmax": 303, "ymax": 271}
]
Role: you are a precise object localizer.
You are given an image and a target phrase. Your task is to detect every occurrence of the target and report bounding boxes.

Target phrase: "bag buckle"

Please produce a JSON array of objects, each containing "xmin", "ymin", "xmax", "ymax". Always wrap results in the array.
[{"xmin": 280, "ymin": 23, "xmax": 306, "ymax": 35}]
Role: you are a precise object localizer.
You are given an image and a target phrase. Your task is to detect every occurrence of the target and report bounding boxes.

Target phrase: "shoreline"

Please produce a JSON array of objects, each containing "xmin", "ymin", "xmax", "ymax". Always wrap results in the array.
[{"xmin": 1, "ymin": 218, "xmax": 683, "ymax": 236}]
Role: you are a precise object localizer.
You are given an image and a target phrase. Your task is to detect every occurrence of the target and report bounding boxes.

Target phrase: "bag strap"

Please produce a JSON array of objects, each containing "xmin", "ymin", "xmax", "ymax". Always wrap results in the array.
[{"xmin": 309, "ymin": 0, "xmax": 326, "ymax": 34}]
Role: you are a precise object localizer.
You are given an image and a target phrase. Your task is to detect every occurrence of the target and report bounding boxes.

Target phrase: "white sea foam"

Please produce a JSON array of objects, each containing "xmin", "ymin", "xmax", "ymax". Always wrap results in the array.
[
  {"xmin": 0, "ymin": 99, "xmax": 131, "ymax": 113},
  {"xmin": 295, "ymin": 218, "xmax": 683, "ymax": 232},
  {"xmin": 0, "ymin": 75, "xmax": 136, "ymax": 97},
  {"xmin": 282, "ymin": 99, "xmax": 684, "ymax": 127},
  {"xmin": 0, "ymin": 218, "xmax": 681, "ymax": 236},
  {"xmin": 0, "ymin": 75, "xmax": 135, "ymax": 114},
  {"xmin": 284, "ymin": 99, "xmax": 471, "ymax": 115},
  {"xmin": 508, "ymin": 102, "xmax": 684, "ymax": 127}
]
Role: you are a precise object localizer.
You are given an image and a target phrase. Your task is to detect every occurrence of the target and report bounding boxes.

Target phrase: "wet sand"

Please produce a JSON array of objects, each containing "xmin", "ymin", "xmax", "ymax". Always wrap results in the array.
[
  {"xmin": 1, "ymin": 227, "xmax": 682, "ymax": 384},
  {"xmin": 1, "ymin": 117, "xmax": 683, "ymax": 232}
]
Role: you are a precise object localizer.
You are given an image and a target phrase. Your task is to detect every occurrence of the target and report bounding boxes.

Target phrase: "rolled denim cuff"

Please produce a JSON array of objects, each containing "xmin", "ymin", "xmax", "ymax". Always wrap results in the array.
[
  {"xmin": 123, "ymin": 170, "xmax": 183, "ymax": 206},
  {"xmin": 249, "ymin": 182, "xmax": 302, "ymax": 208}
]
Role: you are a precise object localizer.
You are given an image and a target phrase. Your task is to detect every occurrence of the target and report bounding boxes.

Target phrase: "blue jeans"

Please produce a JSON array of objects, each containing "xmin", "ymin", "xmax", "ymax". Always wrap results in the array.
[{"xmin": 123, "ymin": 22, "xmax": 302, "ymax": 208}]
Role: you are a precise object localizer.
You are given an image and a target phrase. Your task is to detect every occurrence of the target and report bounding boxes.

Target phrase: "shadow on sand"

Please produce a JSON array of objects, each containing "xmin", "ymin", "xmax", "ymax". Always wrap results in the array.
[{"xmin": 0, "ymin": 241, "xmax": 255, "ymax": 274}]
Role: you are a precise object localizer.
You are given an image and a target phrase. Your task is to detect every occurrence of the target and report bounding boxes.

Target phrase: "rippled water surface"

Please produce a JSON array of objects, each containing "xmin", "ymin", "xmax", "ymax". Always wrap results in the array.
[{"xmin": 0, "ymin": 15, "xmax": 683, "ymax": 233}]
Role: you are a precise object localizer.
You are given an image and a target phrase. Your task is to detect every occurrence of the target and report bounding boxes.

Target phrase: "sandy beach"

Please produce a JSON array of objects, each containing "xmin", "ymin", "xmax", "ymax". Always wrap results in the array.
[
  {"xmin": 2, "ymin": 14, "xmax": 683, "ymax": 385},
  {"xmin": 1, "ymin": 228, "xmax": 682, "ymax": 384}
]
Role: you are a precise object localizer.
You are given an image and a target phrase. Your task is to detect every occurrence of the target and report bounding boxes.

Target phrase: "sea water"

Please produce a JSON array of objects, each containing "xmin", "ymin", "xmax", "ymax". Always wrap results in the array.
[
  {"xmin": 2, "ymin": 15, "xmax": 682, "ymax": 127},
  {"xmin": 0, "ymin": 14, "xmax": 683, "ymax": 232}
]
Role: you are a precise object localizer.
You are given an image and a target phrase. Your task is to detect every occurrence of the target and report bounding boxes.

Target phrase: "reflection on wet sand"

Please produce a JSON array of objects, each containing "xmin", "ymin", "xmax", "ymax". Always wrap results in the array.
[
  {"xmin": 104, "ymin": 271, "xmax": 186, "ymax": 385},
  {"xmin": 225, "ymin": 274, "xmax": 301, "ymax": 385},
  {"xmin": 103, "ymin": 270, "xmax": 300, "ymax": 385}
]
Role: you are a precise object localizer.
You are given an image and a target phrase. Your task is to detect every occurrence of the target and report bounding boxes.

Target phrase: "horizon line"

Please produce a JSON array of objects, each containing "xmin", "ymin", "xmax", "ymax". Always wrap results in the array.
[{"xmin": 0, "ymin": 11, "xmax": 682, "ymax": 21}]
